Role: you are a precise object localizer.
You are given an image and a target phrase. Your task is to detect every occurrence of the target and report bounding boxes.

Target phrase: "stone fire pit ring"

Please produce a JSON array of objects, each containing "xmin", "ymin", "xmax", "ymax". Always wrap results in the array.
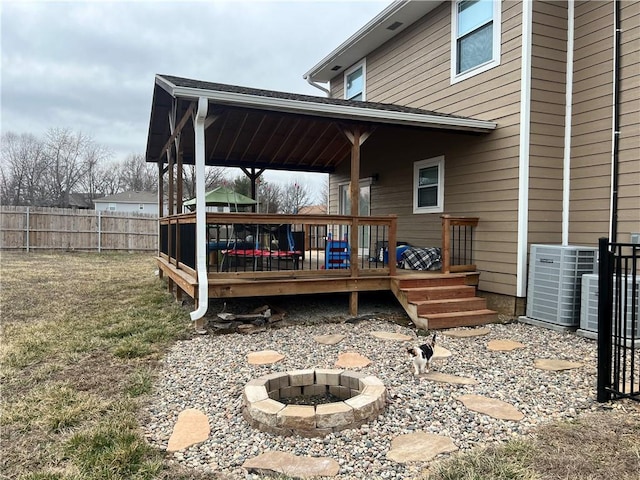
[{"xmin": 242, "ymin": 369, "xmax": 387, "ymax": 437}]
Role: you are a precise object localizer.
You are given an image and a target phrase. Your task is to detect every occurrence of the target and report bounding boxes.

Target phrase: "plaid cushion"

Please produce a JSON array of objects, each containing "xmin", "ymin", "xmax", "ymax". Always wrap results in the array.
[{"xmin": 400, "ymin": 247, "xmax": 442, "ymax": 271}]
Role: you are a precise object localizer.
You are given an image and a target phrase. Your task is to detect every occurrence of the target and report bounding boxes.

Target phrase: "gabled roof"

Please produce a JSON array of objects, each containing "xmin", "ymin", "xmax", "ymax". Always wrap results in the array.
[
  {"xmin": 94, "ymin": 191, "xmax": 157, "ymax": 204},
  {"xmin": 304, "ymin": 0, "xmax": 443, "ymax": 83},
  {"xmin": 146, "ymin": 74, "xmax": 496, "ymax": 172}
]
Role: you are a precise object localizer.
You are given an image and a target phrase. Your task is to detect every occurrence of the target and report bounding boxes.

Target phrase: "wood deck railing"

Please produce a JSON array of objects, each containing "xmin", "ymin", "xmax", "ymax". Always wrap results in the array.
[
  {"xmin": 158, "ymin": 213, "xmax": 479, "ymax": 281},
  {"xmin": 159, "ymin": 213, "xmax": 399, "ymax": 279},
  {"xmin": 441, "ymin": 214, "xmax": 479, "ymax": 274}
]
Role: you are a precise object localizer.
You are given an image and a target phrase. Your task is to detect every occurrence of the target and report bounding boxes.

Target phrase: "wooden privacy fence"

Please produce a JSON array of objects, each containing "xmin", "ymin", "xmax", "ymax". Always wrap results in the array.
[{"xmin": 0, "ymin": 206, "xmax": 158, "ymax": 252}]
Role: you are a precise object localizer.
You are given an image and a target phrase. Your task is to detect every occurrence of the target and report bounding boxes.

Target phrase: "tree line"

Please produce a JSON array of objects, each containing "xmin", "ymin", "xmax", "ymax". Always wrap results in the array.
[{"xmin": 1, "ymin": 129, "xmax": 322, "ymax": 214}]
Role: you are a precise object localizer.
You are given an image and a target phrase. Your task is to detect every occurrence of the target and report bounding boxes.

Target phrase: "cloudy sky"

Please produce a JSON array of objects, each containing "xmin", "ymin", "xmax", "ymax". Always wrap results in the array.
[{"xmin": 1, "ymin": 0, "xmax": 388, "ymax": 196}]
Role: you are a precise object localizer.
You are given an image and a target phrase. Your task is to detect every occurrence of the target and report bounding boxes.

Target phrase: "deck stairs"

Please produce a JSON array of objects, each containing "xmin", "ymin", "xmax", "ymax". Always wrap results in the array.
[{"xmin": 391, "ymin": 273, "xmax": 497, "ymax": 330}]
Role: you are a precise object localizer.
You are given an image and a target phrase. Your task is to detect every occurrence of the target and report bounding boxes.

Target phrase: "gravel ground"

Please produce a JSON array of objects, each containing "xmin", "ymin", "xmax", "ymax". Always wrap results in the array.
[{"xmin": 142, "ymin": 292, "xmax": 601, "ymax": 479}]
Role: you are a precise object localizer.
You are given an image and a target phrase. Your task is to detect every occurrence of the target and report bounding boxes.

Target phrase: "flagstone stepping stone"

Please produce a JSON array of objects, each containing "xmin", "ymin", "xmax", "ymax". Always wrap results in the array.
[
  {"xmin": 456, "ymin": 394, "xmax": 524, "ymax": 421},
  {"xmin": 167, "ymin": 408, "xmax": 210, "ymax": 452},
  {"xmin": 243, "ymin": 451, "xmax": 339, "ymax": 478},
  {"xmin": 387, "ymin": 431, "xmax": 458, "ymax": 463},
  {"xmin": 370, "ymin": 331, "xmax": 413, "ymax": 341},
  {"xmin": 314, "ymin": 334, "xmax": 346, "ymax": 345},
  {"xmin": 441, "ymin": 327, "xmax": 491, "ymax": 338},
  {"xmin": 487, "ymin": 339, "xmax": 525, "ymax": 351},
  {"xmin": 247, "ymin": 350, "xmax": 285, "ymax": 365},
  {"xmin": 335, "ymin": 351, "xmax": 371, "ymax": 368},
  {"xmin": 534, "ymin": 358, "xmax": 583, "ymax": 371},
  {"xmin": 421, "ymin": 372, "xmax": 478, "ymax": 385},
  {"xmin": 433, "ymin": 345, "xmax": 452, "ymax": 359}
]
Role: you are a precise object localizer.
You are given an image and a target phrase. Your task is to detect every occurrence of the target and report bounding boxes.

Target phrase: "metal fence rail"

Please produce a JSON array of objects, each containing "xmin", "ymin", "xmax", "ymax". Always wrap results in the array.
[
  {"xmin": 597, "ymin": 237, "xmax": 640, "ymax": 402},
  {"xmin": 0, "ymin": 206, "xmax": 158, "ymax": 252}
]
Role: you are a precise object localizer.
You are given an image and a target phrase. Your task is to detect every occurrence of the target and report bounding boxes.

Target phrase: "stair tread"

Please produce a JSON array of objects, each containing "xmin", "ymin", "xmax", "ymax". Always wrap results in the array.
[
  {"xmin": 422, "ymin": 309, "xmax": 496, "ymax": 318},
  {"xmin": 413, "ymin": 297, "xmax": 484, "ymax": 305}
]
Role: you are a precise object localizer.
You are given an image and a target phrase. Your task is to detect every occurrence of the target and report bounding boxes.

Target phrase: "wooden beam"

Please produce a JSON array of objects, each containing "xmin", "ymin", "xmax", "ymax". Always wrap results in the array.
[{"xmin": 158, "ymin": 102, "xmax": 195, "ymax": 162}]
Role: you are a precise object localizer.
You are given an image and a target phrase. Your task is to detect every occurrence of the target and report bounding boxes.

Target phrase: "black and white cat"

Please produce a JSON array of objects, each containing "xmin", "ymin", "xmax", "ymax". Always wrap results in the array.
[{"xmin": 407, "ymin": 333, "xmax": 437, "ymax": 375}]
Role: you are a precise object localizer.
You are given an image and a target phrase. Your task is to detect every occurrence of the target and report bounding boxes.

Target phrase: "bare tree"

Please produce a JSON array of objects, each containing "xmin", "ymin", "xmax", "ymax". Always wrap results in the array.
[
  {"xmin": 117, "ymin": 154, "xmax": 157, "ymax": 192},
  {"xmin": 280, "ymin": 179, "xmax": 312, "ymax": 214},
  {"xmin": 0, "ymin": 132, "xmax": 49, "ymax": 206},
  {"xmin": 180, "ymin": 165, "xmax": 226, "ymax": 200},
  {"xmin": 257, "ymin": 180, "xmax": 281, "ymax": 213},
  {"xmin": 43, "ymin": 128, "xmax": 102, "ymax": 207}
]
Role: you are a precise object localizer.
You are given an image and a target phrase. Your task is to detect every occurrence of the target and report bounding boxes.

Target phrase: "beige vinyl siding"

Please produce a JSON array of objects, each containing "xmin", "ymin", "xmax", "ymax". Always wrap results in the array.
[
  {"xmin": 617, "ymin": 0, "xmax": 640, "ymax": 243},
  {"xmin": 527, "ymin": 1, "xmax": 568, "ymax": 246},
  {"xmin": 328, "ymin": 0, "xmax": 525, "ymax": 297},
  {"xmin": 569, "ymin": 0, "xmax": 614, "ymax": 246}
]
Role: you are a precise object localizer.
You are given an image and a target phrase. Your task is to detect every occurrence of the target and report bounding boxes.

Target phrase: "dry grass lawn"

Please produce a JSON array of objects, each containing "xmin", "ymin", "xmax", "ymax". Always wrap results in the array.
[{"xmin": 1, "ymin": 251, "xmax": 638, "ymax": 480}]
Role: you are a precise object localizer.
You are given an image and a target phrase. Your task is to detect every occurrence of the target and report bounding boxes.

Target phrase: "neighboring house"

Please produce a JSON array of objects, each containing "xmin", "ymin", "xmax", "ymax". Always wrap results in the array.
[
  {"xmin": 67, "ymin": 193, "xmax": 99, "ymax": 210},
  {"xmin": 94, "ymin": 191, "xmax": 159, "ymax": 215},
  {"xmin": 303, "ymin": 0, "xmax": 639, "ymax": 315},
  {"xmin": 297, "ymin": 205, "xmax": 327, "ymax": 215}
]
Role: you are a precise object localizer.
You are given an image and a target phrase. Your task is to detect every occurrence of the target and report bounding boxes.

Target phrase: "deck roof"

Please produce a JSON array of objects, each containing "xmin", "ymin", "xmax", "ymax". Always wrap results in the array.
[{"xmin": 146, "ymin": 74, "xmax": 496, "ymax": 172}]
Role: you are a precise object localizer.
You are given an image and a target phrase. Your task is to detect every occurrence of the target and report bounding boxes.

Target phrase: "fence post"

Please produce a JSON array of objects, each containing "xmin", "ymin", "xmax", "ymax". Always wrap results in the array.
[
  {"xmin": 97, "ymin": 210, "xmax": 102, "ymax": 253},
  {"xmin": 597, "ymin": 237, "xmax": 613, "ymax": 402},
  {"xmin": 25, "ymin": 206, "xmax": 30, "ymax": 253}
]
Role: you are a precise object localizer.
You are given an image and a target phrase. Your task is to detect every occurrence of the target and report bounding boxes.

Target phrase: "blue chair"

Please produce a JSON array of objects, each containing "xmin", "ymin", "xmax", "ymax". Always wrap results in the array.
[{"xmin": 325, "ymin": 232, "xmax": 350, "ymax": 269}]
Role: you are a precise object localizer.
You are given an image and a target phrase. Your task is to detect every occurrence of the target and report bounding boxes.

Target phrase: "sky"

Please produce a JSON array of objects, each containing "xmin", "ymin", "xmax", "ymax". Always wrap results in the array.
[{"xmin": 1, "ymin": 0, "xmax": 389, "ymax": 199}]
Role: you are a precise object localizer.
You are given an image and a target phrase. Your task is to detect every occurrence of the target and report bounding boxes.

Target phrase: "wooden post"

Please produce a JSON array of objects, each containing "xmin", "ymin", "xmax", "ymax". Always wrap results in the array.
[
  {"xmin": 441, "ymin": 215, "xmax": 451, "ymax": 274},
  {"xmin": 388, "ymin": 216, "xmax": 397, "ymax": 276},
  {"xmin": 349, "ymin": 128, "xmax": 361, "ymax": 316}
]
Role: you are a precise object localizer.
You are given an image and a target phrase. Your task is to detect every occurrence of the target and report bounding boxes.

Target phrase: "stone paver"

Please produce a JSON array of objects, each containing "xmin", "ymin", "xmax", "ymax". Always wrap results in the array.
[
  {"xmin": 167, "ymin": 408, "xmax": 210, "ymax": 452},
  {"xmin": 386, "ymin": 431, "xmax": 458, "ymax": 463},
  {"xmin": 487, "ymin": 339, "xmax": 525, "ymax": 351},
  {"xmin": 313, "ymin": 334, "xmax": 346, "ymax": 345},
  {"xmin": 456, "ymin": 394, "xmax": 524, "ymax": 421},
  {"xmin": 247, "ymin": 350, "xmax": 285, "ymax": 365},
  {"xmin": 433, "ymin": 345, "xmax": 452, "ymax": 359},
  {"xmin": 441, "ymin": 327, "xmax": 491, "ymax": 338},
  {"xmin": 243, "ymin": 451, "xmax": 339, "ymax": 478},
  {"xmin": 335, "ymin": 351, "xmax": 371, "ymax": 368},
  {"xmin": 421, "ymin": 372, "xmax": 478, "ymax": 385},
  {"xmin": 370, "ymin": 331, "xmax": 413, "ymax": 341},
  {"xmin": 534, "ymin": 358, "xmax": 583, "ymax": 371}
]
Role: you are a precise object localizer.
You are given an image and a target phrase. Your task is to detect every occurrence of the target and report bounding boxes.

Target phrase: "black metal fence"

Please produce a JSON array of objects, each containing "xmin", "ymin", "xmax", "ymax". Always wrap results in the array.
[{"xmin": 597, "ymin": 237, "xmax": 639, "ymax": 402}]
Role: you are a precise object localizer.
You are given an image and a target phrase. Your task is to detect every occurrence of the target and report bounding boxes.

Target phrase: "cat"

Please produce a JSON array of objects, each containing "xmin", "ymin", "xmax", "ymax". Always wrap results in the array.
[{"xmin": 407, "ymin": 333, "xmax": 437, "ymax": 375}]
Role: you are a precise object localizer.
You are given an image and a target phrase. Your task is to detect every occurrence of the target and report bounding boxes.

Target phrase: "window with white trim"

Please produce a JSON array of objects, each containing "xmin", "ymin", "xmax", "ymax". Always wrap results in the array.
[
  {"xmin": 139, "ymin": 204, "xmax": 144, "ymax": 210},
  {"xmin": 413, "ymin": 156, "xmax": 444, "ymax": 214},
  {"xmin": 451, "ymin": 0, "xmax": 501, "ymax": 83},
  {"xmin": 344, "ymin": 60, "xmax": 366, "ymax": 101},
  {"xmin": 108, "ymin": 203, "xmax": 116, "ymax": 211}
]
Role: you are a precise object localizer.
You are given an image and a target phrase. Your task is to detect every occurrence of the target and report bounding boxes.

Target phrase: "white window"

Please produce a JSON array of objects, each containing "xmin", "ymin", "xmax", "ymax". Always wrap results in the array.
[
  {"xmin": 413, "ymin": 156, "xmax": 444, "ymax": 214},
  {"xmin": 139, "ymin": 204, "xmax": 144, "ymax": 210},
  {"xmin": 344, "ymin": 60, "xmax": 366, "ymax": 101},
  {"xmin": 451, "ymin": 0, "xmax": 501, "ymax": 83},
  {"xmin": 108, "ymin": 203, "xmax": 116, "ymax": 211}
]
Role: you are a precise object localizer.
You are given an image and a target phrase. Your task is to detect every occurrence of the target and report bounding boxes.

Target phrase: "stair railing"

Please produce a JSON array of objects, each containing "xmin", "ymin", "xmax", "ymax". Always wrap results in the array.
[{"xmin": 441, "ymin": 215, "xmax": 479, "ymax": 274}]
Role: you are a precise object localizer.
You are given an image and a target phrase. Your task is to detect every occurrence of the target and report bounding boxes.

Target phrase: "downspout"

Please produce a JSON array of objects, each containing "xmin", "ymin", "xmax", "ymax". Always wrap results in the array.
[
  {"xmin": 190, "ymin": 97, "xmax": 209, "ymax": 324},
  {"xmin": 304, "ymin": 74, "xmax": 330, "ymax": 96},
  {"xmin": 516, "ymin": 0, "xmax": 533, "ymax": 298},
  {"xmin": 609, "ymin": 0, "xmax": 621, "ymax": 243},
  {"xmin": 562, "ymin": 0, "xmax": 575, "ymax": 246}
]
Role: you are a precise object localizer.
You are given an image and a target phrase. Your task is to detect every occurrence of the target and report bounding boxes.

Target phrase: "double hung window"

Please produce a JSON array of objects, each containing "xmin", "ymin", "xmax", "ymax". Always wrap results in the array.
[
  {"xmin": 413, "ymin": 156, "xmax": 444, "ymax": 214},
  {"xmin": 452, "ymin": 0, "xmax": 501, "ymax": 82},
  {"xmin": 344, "ymin": 61, "xmax": 366, "ymax": 101}
]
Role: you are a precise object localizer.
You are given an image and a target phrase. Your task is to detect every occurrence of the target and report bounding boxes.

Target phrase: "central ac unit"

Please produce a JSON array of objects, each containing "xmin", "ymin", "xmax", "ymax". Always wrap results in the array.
[
  {"xmin": 579, "ymin": 273, "xmax": 640, "ymax": 339},
  {"xmin": 525, "ymin": 244, "xmax": 598, "ymax": 327}
]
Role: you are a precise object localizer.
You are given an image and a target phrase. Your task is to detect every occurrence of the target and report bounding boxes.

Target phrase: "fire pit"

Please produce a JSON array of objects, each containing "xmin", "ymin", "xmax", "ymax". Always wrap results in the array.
[{"xmin": 242, "ymin": 369, "xmax": 386, "ymax": 437}]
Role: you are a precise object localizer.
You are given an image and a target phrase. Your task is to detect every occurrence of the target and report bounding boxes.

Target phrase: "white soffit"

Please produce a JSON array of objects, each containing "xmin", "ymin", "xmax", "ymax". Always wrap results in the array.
[{"xmin": 304, "ymin": 0, "xmax": 443, "ymax": 83}]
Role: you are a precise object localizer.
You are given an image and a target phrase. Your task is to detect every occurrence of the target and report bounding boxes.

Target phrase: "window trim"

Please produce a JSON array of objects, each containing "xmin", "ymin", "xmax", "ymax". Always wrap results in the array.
[
  {"xmin": 413, "ymin": 156, "xmax": 444, "ymax": 214},
  {"xmin": 450, "ymin": 0, "xmax": 501, "ymax": 84},
  {"xmin": 343, "ymin": 59, "xmax": 366, "ymax": 101},
  {"xmin": 108, "ymin": 203, "xmax": 116, "ymax": 211}
]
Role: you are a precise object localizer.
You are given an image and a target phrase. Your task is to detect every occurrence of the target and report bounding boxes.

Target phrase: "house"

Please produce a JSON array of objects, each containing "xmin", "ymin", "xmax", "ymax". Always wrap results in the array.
[
  {"xmin": 94, "ymin": 191, "xmax": 159, "ymax": 215},
  {"xmin": 145, "ymin": 0, "xmax": 638, "ymax": 330},
  {"xmin": 303, "ymin": 0, "xmax": 639, "ymax": 316}
]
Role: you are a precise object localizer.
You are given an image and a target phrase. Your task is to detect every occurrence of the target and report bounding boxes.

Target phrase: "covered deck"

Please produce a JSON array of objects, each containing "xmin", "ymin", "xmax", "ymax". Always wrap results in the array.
[{"xmin": 145, "ymin": 75, "xmax": 497, "ymax": 329}]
